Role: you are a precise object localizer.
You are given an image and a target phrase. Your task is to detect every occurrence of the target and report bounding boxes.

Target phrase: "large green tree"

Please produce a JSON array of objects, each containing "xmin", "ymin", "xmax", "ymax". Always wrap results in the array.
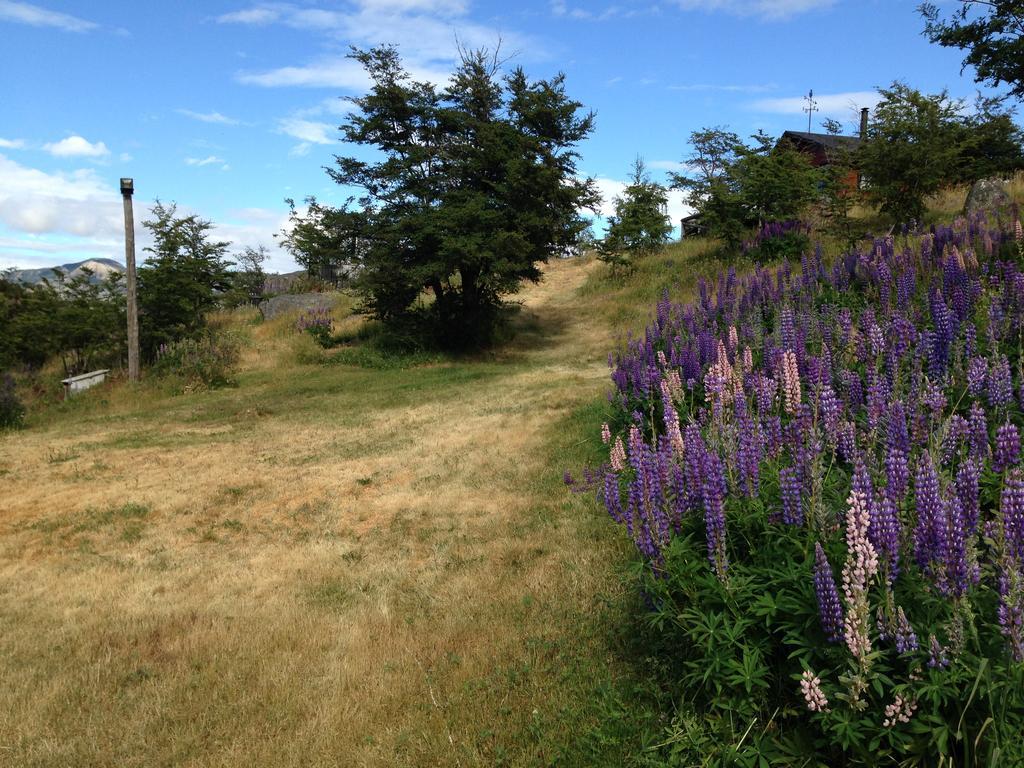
[
  {"xmin": 285, "ymin": 45, "xmax": 599, "ymax": 349},
  {"xmin": 920, "ymin": 1, "xmax": 1024, "ymax": 99},
  {"xmin": 138, "ymin": 202, "xmax": 234, "ymax": 359},
  {"xmin": 599, "ymin": 157, "xmax": 672, "ymax": 267}
]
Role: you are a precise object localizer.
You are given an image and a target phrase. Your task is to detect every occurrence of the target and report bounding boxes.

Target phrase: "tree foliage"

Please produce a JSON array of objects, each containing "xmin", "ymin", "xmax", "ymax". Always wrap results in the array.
[
  {"xmin": 138, "ymin": 202, "xmax": 234, "ymax": 359},
  {"xmin": 920, "ymin": 1, "xmax": 1024, "ymax": 99},
  {"xmin": 859, "ymin": 82, "xmax": 1024, "ymax": 224},
  {"xmin": 599, "ymin": 157, "xmax": 672, "ymax": 268},
  {"xmin": 285, "ymin": 44, "xmax": 599, "ymax": 349},
  {"xmin": 671, "ymin": 128, "xmax": 819, "ymax": 250},
  {"xmin": 0, "ymin": 268, "xmax": 125, "ymax": 375},
  {"xmin": 227, "ymin": 245, "xmax": 268, "ymax": 307}
]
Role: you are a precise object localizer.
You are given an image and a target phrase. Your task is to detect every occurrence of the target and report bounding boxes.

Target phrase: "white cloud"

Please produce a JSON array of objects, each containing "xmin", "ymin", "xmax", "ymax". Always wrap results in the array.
[
  {"xmin": 176, "ymin": 109, "xmax": 240, "ymax": 125},
  {"xmin": 215, "ymin": 6, "xmax": 280, "ymax": 24},
  {"xmin": 751, "ymin": 90, "xmax": 880, "ymax": 117},
  {"xmin": 647, "ymin": 159, "xmax": 686, "ymax": 172},
  {"xmin": 240, "ymin": 58, "xmax": 371, "ymax": 89},
  {"xmin": 43, "ymin": 135, "xmax": 110, "ymax": 158},
  {"xmin": 289, "ymin": 142, "xmax": 312, "ymax": 157},
  {"xmin": 277, "ymin": 118, "xmax": 334, "ymax": 144},
  {"xmin": 591, "ymin": 176, "xmax": 693, "ymax": 227},
  {"xmin": 0, "ymin": 0, "xmax": 98, "ymax": 32},
  {"xmin": 119, "ymin": 152, "xmax": 133, "ymax": 162},
  {"xmin": 0, "ymin": 154, "xmax": 297, "ymax": 272},
  {"xmin": 551, "ymin": 1, "xmax": 655, "ymax": 21},
  {"xmin": 672, "ymin": 0, "xmax": 834, "ymax": 20},
  {"xmin": 228, "ymin": 1, "xmax": 527, "ymax": 90},
  {"xmin": 185, "ymin": 155, "xmax": 230, "ymax": 169},
  {"xmin": 0, "ymin": 153, "xmax": 123, "ymax": 267},
  {"xmin": 0, "ymin": 137, "xmax": 25, "ymax": 149}
]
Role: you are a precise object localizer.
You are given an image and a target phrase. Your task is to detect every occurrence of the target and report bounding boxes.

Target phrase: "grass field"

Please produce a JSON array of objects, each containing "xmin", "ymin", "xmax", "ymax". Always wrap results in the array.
[{"xmin": 0, "ymin": 243, "xmax": 725, "ymax": 767}]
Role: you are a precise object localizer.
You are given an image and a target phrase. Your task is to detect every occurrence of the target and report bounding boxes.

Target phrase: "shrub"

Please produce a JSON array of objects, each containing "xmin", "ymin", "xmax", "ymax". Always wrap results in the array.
[
  {"xmin": 0, "ymin": 372, "xmax": 25, "ymax": 429},
  {"xmin": 295, "ymin": 306, "xmax": 334, "ymax": 348},
  {"xmin": 152, "ymin": 332, "xmax": 241, "ymax": 390},
  {"xmin": 741, "ymin": 219, "xmax": 811, "ymax": 263},
  {"xmin": 591, "ymin": 213, "xmax": 1024, "ymax": 765}
]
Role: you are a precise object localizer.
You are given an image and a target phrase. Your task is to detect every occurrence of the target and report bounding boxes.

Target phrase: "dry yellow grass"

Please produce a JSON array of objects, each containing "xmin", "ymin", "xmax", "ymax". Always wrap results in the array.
[{"xmin": 0, "ymin": 256, "xmax": 656, "ymax": 767}]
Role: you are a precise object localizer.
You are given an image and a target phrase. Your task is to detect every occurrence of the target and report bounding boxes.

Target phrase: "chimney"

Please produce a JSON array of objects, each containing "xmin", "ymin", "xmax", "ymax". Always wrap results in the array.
[{"xmin": 860, "ymin": 107, "xmax": 869, "ymax": 139}]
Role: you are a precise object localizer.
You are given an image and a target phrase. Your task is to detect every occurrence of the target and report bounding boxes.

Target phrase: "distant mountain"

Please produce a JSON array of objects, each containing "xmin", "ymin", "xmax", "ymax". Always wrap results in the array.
[{"xmin": 4, "ymin": 258, "xmax": 125, "ymax": 285}]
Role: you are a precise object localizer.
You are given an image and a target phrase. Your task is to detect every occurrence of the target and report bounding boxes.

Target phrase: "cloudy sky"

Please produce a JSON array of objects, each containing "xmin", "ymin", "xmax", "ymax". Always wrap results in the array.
[{"xmin": 0, "ymin": 0, "xmax": 1004, "ymax": 272}]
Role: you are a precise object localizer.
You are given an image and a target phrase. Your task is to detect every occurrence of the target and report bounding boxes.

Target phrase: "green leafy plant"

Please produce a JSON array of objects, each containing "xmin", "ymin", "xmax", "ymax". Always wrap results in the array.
[{"xmin": 151, "ymin": 332, "xmax": 241, "ymax": 390}]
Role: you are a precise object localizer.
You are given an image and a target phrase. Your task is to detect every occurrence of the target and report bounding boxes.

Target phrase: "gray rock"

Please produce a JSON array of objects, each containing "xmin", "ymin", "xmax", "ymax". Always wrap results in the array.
[
  {"xmin": 964, "ymin": 178, "xmax": 1011, "ymax": 215},
  {"xmin": 258, "ymin": 292, "xmax": 335, "ymax": 321}
]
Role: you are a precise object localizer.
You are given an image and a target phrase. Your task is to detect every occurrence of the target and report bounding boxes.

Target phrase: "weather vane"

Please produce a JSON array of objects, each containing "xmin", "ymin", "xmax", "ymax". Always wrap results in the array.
[{"xmin": 803, "ymin": 89, "xmax": 818, "ymax": 133}]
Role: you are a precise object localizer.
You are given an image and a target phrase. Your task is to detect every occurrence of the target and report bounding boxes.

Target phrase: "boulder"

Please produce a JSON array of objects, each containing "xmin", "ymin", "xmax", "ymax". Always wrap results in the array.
[
  {"xmin": 258, "ymin": 292, "xmax": 335, "ymax": 321},
  {"xmin": 964, "ymin": 178, "xmax": 1011, "ymax": 215}
]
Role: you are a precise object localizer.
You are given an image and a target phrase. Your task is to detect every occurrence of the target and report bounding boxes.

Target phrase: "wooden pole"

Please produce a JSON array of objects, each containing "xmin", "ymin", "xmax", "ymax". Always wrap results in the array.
[{"xmin": 120, "ymin": 178, "xmax": 140, "ymax": 382}]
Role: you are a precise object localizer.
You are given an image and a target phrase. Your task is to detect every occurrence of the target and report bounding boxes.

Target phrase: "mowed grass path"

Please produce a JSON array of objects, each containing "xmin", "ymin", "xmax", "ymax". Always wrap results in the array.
[{"xmin": 0, "ymin": 247, "xmax": 718, "ymax": 766}]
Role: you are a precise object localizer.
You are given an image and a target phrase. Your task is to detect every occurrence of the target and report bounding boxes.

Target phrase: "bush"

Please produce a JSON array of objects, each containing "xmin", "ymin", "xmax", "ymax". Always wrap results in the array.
[
  {"xmin": 742, "ymin": 219, "xmax": 811, "ymax": 263},
  {"xmin": 295, "ymin": 306, "xmax": 334, "ymax": 348},
  {"xmin": 592, "ymin": 215, "xmax": 1024, "ymax": 765},
  {"xmin": 0, "ymin": 373, "xmax": 25, "ymax": 429},
  {"xmin": 152, "ymin": 332, "xmax": 241, "ymax": 390}
]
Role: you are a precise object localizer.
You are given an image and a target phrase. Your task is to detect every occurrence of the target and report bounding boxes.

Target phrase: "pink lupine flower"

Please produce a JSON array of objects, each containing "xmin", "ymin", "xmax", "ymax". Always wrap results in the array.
[
  {"xmin": 800, "ymin": 669, "xmax": 829, "ymax": 713},
  {"xmin": 842, "ymin": 490, "xmax": 879, "ymax": 661},
  {"xmin": 601, "ymin": 422, "xmax": 611, "ymax": 445},
  {"xmin": 742, "ymin": 347, "xmax": 753, "ymax": 373},
  {"xmin": 782, "ymin": 349, "xmax": 801, "ymax": 415},
  {"xmin": 610, "ymin": 436, "xmax": 626, "ymax": 472},
  {"xmin": 882, "ymin": 694, "xmax": 917, "ymax": 727}
]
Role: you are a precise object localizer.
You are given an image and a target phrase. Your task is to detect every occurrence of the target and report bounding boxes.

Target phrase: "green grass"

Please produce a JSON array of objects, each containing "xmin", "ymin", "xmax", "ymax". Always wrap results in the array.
[{"xmin": 1, "ymin": 251, "xmax": 730, "ymax": 767}]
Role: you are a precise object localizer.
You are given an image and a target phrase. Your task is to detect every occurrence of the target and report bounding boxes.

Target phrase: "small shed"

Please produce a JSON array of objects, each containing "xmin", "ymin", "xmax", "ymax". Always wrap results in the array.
[{"xmin": 680, "ymin": 213, "xmax": 706, "ymax": 239}]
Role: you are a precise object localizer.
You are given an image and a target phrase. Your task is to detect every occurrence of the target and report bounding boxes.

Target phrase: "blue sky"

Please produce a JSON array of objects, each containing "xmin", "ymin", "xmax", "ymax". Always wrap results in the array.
[{"xmin": 0, "ymin": 0, "xmax": 1006, "ymax": 272}]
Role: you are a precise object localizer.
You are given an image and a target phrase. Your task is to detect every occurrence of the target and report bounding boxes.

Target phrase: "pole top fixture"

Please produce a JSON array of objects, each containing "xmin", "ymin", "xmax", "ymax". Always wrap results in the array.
[{"xmin": 120, "ymin": 178, "xmax": 134, "ymax": 196}]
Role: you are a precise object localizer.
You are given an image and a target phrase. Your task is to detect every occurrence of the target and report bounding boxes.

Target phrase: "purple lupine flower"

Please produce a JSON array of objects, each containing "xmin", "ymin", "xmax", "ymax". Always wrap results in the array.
[
  {"xmin": 866, "ymin": 371, "xmax": 890, "ymax": 431},
  {"xmin": 994, "ymin": 421, "xmax": 1021, "ymax": 473},
  {"xmin": 968, "ymin": 402, "xmax": 990, "ymax": 461},
  {"xmin": 989, "ymin": 354, "xmax": 1014, "ymax": 410},
  {"xmin": 702, "ymin": 451, "xmax": 728, "ymax": 580},
  {"xmin": 894, "ymin": 606, "xmax": 919, "ymax": 653},
  {"xmin": 779, "ymin": 467, "xmax": 803, "ymax": 526},
  {"xmin": 922, "ymin": 379, "xmax": 947, "ymax": 416},
  {"xmin": 603, "ymin": 470, "xmax": 624, "ymax": 524},
  {"xmin": 874, "ymin": 495, "xmax": 901, "ymax": 579},
  {"xmin": 967, "ymin": 356, "xmax": 988, "ymax": 396},
  {"xmin": 837, "ymin": 420, "xmax": 858, "ymax": 461},
  {"xmin": 842, "ymin": 369, "xmax": 864, "ymax": 411},
  {"xmin": 813, "ymin": 543, "xmax": 844, "ymax": 644},
  {"xmin": 956, "ymin": 460, "xmax": 981, "ymax": 534},
  {"xmin": 736, "ymin": 412, "xmax": 761, "ymax": 497},
  {"xmin": 819, "ymin": 385, "xmax": 841, "ymax": 447},
  {"xmin": 780, "ymin": 306, "xmax": 796, "ymax": 351},
  {"xmin": 914, "ymin": 453, "xmax": 948, "ymax": 591},
  {"xmin": 998, "ymin": 565, "xmax": 1024, "ymax": 662},
  {"xmin": 928, "ymin": 290, "xmax": 954, "ymax": 377},
  {"xmin": 928, "ymin": 635, "xmax": 949, "ymax": 668},
  {"xmin": 941, "ymin": 415, "xmax": 968, "ymax": 465},
  {"xmin": 945, "ymin": 494, "xmax": 972, "ymax": 597},
  {"xmin": 885, "ymin": 401, "xmax": 910, "ymax": 502},
  {"xmin": 1001, "ymin": 469, "xmax": 1024, "ymax": 562}
]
